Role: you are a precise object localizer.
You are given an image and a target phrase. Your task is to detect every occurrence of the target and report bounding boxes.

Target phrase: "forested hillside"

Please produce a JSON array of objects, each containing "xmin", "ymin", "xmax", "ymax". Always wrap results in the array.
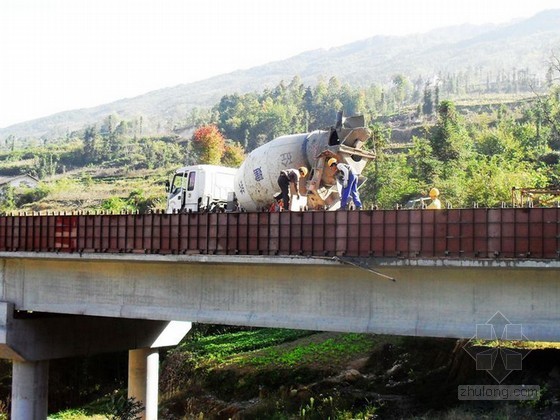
[
  {"xmin": 1, "ymin": 9, "xmax": 559, "ymax": 141},
  {"xmin": 0, "ymin": 55, "xmax": 559, "ymax": 214}
]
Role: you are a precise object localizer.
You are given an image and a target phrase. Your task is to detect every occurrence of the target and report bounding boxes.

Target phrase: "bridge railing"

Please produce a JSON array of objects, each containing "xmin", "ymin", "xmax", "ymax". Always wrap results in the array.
[{"xmin": 0, "ymin": 208, "xmax": 558, "ymax": 259}]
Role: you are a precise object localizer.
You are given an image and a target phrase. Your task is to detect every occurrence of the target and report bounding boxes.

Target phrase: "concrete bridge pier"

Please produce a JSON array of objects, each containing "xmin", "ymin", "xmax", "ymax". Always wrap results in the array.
[
  {"xmin": 11, "ymin": 360, "xmax": 49, "ymax": 420},
  {"xmin": 129, "ymin": 348, "xmax": 159, "ymax": 420},
  {"xmin": 0, "ymin": 302, "xmax": 191, "ymax": 419}
]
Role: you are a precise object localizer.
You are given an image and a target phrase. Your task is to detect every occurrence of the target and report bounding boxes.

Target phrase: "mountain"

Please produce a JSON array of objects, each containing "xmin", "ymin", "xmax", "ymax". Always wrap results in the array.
[{"xmin": 2, "ymin": 9, "xmax": 560, "ymax": 140}]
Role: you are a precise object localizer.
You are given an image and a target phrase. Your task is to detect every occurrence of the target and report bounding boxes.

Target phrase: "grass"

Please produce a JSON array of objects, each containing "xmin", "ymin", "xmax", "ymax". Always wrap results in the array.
[
  {"xmin": 470, "ymin": 339, "xmax": 560, "ymax": 350},
  {"xmin": 176, "ymin": 328, "xmax": 317, "ymax": 365},
  {"xmin": 174, "ymin": 328, "xmax": 389, "ymax": 371},
  {"xmin": 48, "ymin": 410, "xmax": 107, "ymax": 420},
  {"xmin": 230, "ymin": 332, "xmax": 380, "ymax": 368}
]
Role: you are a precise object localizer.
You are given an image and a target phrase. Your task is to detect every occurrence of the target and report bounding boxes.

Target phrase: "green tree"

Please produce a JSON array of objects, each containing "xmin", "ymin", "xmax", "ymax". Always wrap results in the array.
[
  {"xmin": 422, "ymin": 82, "xmax": 433, "ymax": 116},
  {"xmin": 83, "ymin": 125, "xmax": 98, "ymax": 162},
  {"xmin": 407, "ymin": 137, "xmax": 440, "ymax": 185},
  {"xmin": 392, "ymin": 74, "xmax": 411, "ymax": 109},
  {"xmin": 430, "ymin": 100, "xmax": 469, "ymax": 163},
  {"xmin": 221, "ymin": 141, "xmax": 245, "ymax": 167}
]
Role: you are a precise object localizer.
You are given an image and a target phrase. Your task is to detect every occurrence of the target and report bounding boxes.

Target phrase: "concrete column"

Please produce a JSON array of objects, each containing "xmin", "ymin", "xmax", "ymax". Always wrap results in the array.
[
  {"xmin": 11, "ymin": 360, "xmax": 49, "ymax": 420},
  {"xmin": 128, "ymin": 348, "xmax": 159, "ymax": 420}
]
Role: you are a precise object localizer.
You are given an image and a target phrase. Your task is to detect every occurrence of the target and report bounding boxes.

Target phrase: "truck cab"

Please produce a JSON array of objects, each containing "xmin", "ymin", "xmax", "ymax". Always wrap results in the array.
[{"xmin": 166, "ymin": 165, "xmax": 237, "ymax": 213}]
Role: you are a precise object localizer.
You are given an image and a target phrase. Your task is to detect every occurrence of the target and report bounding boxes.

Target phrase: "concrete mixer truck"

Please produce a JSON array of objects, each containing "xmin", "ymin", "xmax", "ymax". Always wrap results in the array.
[{"xmin": 165, "ymin": 112, "xmax": 376, "ymax": 213}]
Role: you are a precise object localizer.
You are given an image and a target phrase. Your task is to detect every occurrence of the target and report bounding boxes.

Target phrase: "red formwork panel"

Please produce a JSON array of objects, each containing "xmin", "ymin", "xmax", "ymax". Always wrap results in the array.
[
  {"xmin": 233, "ymin": 212, "xmax": 249, "ymax": 254},
  {"xmin": 54, "ymin": 216, "xmax": 78, "ymax": 252},
  {"xmin": 245, "ymin": 213, "xmax": 260, "ymax": 254},
  {"xmin": 9, "ymin": 216, "xmax": 21, "ymax": 250},
  {"xmin": 473, "ymin": 209, "xmax": 489, "ymax": 257},
  {"xmin": 285, "ymin": 212, "xmax": 302, "ymax": 254},
  {"xmin": 140, "ymin": 213, "xmax": 154, "ymax": 252},
  {"xmin": 119, "ymin": 214, "xmax": 132, "ymax": 252},
  {"xmin": 222, "ymin": 212, "xmax": 238, "ymax": 254},
  {"xmin": 444, "ymin": 209, "xmax": 462, "ymax": 257},
  {"xmin": 108, "ymin": 215, "xmax": 123, "ymax": 252},
  {"xmin": 220, "ymin": 212, "xmax": 234, "ymax": 253},
  {"xmin": 215, "ymin": 212, "xmax": 234, "ymax": 254},
  {"xmin": 356, "ymin": 211, "xmax": 373, "ymax": 256},
  {"xmin": 419, "ymin": 210, "xmax": 436, "ymax": 257},
  {"xmin": 7, "ymin": 216, "xmax": 18, "ymax": 250},
  {"xmin": 21, "ymin": 216, "xmax": 35, "ymax": 251},
  {"xmin": 457, "ymin": 209, "xmax": 475, "ymax": 257},
  {"xmin": 163, "ymin": 214, "xmax": 179, "ymax": 253},
  {"xmin": 370, "ymin": 211, "xmax": 385, "ymax": 256},
  {"xmin": 276, "ymin": 212, "xmax": 289, "ymax": 255},
  {"xmin": 91, "ymin": 214, "xmax": 106, "ymax": 252},
  {"xmin": 40, "ymin": 215, "xmax": 55, "ymax": 251},
  {"xmin": 320, "ymin": 211, "xmax": 337, "ymax": 256},
  {"xmin": 528, "ymin": 209, "xmax": 545, "ymax": 258},
  {"xmin": 16, "ymin": 216, "xmax": 29, "ymax": 251},
  {"xmin": 75, "ymin": 214, "xmax": 89, "ymax": 252},
  {"xmin": 195, "ymin": 213, "xmax": 208, "ymax": 253},
  {"xmin": 345, "ymin": 211, "xmax": 361, "ymax": 256},
  {"xmin": 175, "ymin": 213, "xmax": 191, "ymax": 252},
  {"xmin": 406, "ymin": 210, "xmax": 423, "ymax": 257},
  {"xmin": 183, "ymin": 213, "xmax": 199, "ymax": 252},
  {"xmin": 169, "ymin": 214, "xmax": 181, "ymax": 252},
  {"xmin": 75, "ymin": 215, "xmax": 87, "ymax": 251},
  {"xmin": 300, "ymin": 211, "xmax": 316, "ymax": 255},
  {"xmin": 433, "ymin": 210, "xmax": 449, "ymax": 257},
  {"xmin": 380, "ymin": 211, "xmax": 398, "ymax": 257},
  {"xmin": 540, "ymin": 208, "xmax": 559, "ymax": 259},
  {"xmin": 118, "ymin": 214, "xmax": 132, "ymax": 252},
  {"xmin": 23, "ymin": 216, "xmax": 36, "ymax": 251},
  {"xmin": 0, "ymin": 216, "xmax": 6, "ymax": 250},
  {"xmin": 264, "ymin": 212, "xmax": 278, "ymax": 255},
  {"xmin": 499, "ymin": 209, "xmax": 516, "ymax": 257},
  {"xmin": 332, "ymin": 211, "xmax": 349, "ymax": 256},
  {"xmin": 513, "ymin": 209, "xmax": 530, "ymax": 257},
  {"xmin": 254, "ymin": 212, "xmax": 270, "ymax": 254},
  {"xmin": 128, "ymin": 214, "xmax": 144, "ymax": 252},
  {"xmin": 486, "ymin": 209, "xmax": 503, "ymax": 257},
  {"xmin": 395, "ymin": 211, "xmax": 411, "ymax": 256},
  {"xmin": 308, "ymin": 211, "xmax": 326, "ymax": 255},
  {"xmin": 13, "ymin": 216, "xmax": 25, "ymax": 251},
  {"xmin": 205, "ymin": 213, "xmax": 218, "ymax": 253}
]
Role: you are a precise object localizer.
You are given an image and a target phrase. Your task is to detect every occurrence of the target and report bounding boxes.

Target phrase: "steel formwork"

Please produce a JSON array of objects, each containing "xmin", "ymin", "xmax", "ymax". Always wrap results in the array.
[{"xmin": 0, "ymin": 208, "xmax": 558, "ymax": 259}]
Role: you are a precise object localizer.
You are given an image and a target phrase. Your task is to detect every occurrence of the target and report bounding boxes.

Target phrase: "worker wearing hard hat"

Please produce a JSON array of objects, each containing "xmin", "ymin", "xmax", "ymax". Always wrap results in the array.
[
  {"xmin": 427, "ymin": 188, "xmax": 442, "ymax": 209},
  {"xmin": 328, "ymin": 158, "xmax": 362, "ymax": 210},
  {"xmin": 277, "ymin": 166, "xmax": 308, "ymax": 211}
]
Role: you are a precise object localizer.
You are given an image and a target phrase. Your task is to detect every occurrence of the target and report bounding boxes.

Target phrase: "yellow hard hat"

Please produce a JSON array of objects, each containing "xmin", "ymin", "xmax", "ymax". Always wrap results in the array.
[
  {"xmin": 429, "ymin": 188, "xmax": 440, "ymax": 198},
  {"xmin": 327, "ymin": 158, "xmax": 338, "ymax": 167},
  {"xmin": 299, "ymin": 166, "xmax": 308, "ymax": 177}
]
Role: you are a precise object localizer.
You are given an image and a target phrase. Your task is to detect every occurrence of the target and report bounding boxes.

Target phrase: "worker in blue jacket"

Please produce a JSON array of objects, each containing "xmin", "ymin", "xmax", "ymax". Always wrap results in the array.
[{"xmin": 328, "ymin": 158, "xmax": 362, "ymax": 210}]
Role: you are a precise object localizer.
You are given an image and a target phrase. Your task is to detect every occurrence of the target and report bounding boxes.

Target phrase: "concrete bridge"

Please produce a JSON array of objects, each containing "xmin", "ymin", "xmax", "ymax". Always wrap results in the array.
[{"xmin": 0, "ymin": 208, "xmax": 558, "ymax": 418}]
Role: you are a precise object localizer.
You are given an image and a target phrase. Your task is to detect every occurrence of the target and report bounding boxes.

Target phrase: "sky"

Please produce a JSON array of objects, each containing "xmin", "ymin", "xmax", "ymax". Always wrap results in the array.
[{"xmin": 1, "ymin": 0, "xmax": 559, "ymax": 128}]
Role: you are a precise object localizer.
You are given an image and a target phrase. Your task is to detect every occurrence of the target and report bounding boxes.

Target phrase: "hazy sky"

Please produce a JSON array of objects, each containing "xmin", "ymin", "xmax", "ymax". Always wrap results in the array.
[{"xmin": 1, "ymin": 0, "xmax": 559, "ymax": 128}]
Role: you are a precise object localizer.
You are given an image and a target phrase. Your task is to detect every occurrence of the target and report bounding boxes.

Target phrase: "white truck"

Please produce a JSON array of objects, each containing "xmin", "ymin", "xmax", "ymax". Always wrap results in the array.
[
  {"xmin": 165, "ymin": 113, "xmax": 376, "ymax": 213},
  {"xmin": 165, "ymin": 164, "xmax": 237, "ymax": 213}
]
